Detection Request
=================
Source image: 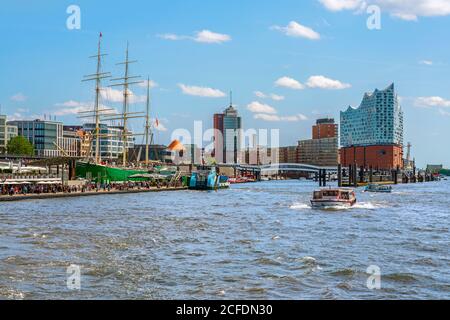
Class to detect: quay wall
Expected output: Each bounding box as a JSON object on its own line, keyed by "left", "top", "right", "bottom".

{"left": 0, "top": 187, "right": 188, "bottom": 203}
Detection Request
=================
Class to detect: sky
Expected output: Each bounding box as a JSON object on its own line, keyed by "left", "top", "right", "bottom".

{"left": 1, "top": 0, "right": 450, "bottom": 167}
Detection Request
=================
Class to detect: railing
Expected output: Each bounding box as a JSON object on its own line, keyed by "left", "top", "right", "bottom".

{"left": 0, "top": 174, "right": 59, "bottom": 181}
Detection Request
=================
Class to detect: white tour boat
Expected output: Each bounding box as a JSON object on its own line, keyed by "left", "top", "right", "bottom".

{"left": 311, "top": 188, "right": 357, "bottom": 209}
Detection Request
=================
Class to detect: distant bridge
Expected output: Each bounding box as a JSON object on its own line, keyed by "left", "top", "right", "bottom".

{"left": 259, "top": 163, "right": 337, "bottom": 174}
{"left": 219, "top": 163, "right": 338, "bottom": 174}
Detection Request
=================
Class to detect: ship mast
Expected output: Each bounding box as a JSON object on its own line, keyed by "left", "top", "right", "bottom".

{"left": 110, "top": 42, "right": 143, "bottom": 166}
{"left": 81, "top": 33, "right": 111, "bottom": 164}
{"left": 145, "top": 77, "right": 151, "bottom": 165}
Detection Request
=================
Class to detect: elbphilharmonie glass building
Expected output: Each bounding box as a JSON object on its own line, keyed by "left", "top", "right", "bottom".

{"left": 340, "top": 83, "right": 404, "bottom": 148}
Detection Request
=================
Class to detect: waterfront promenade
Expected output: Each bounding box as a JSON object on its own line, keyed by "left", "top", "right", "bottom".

{"left": 0, "top": 186, "right": 188, "bottom": 202}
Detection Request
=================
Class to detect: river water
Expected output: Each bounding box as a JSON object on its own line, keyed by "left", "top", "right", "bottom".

{"left": 0, "top": 180, "right": 449, "bottom": 300}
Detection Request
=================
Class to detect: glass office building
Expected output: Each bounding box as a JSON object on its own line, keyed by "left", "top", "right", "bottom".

{"left": 223, "top": 106, "right": 242, "bottom": 164}
{"left": 7, "top": 119, "right": 63, "bottom": 157}
{"left": 340, "top": 83, "right": 404, "bottom": 148}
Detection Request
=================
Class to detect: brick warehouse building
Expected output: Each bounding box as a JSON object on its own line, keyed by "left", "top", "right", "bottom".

{"left": 340, "top": 145, "right": 403, "bottom": 170}
{"left": 340, "top": 83, "right": 404, "bottom": 170}
{"left": 312, "top": 117, "right": 338, "bottom": 140}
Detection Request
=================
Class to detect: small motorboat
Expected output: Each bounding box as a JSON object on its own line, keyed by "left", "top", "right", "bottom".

{"left": 311, "top": 188, "right": 356, "bottom": 209}
{"left": 364, "top": 184, "right": 392, "bottom": 193}
{"left": 229, "top": 177, "right": 254, "bottom": 184}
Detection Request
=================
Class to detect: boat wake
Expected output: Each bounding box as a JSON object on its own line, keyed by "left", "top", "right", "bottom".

{"left": 290, "top": 202, "right": 311, "bottom": 210}
{"left": 353, "top": 202, "right": 384, "bottom": 210}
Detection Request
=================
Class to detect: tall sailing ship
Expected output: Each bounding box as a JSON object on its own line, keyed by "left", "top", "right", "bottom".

{"left": 75, "top": 34, "right": 155, "bottom": 183}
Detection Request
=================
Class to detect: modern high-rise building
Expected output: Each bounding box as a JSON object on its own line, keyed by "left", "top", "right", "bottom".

{"left": 213, "top": 104, "right": 242, "bottom": 164}
{"left": 213, "top": 113, "right": 224, "bottom": 160}
{"left": 341, "top": 83, "right": 403, "bottom": 147}
{"left": 340, "top": 83, "right": 404, "bottom": 170}
{"left": 0, "top": 115, "right": 18, "bottom": 153}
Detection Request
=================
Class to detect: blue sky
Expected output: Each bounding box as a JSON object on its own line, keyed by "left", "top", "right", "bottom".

{"left": 1, "top": 0, "right": 450, "bottom": 167}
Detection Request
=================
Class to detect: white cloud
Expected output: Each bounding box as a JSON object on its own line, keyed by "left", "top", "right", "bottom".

{"left": 254, "top": 91, "right": 285, "bottom": 101}
{"left": 392, "top": 12, "right": 419, "bottom": 21}
{"left": 415, "top": 96, "right": 450, "bottom": 108}
{"left": 178, "top": 84, "right": 226, "bottom": 98}
{"left": 271, "top": 21, "right": 321, "bottom": 40}
{"left": 54, "top": 101, "right": 92, "bottom": 115}
{"left": 158, "top": 30, "right": 231, "bottom": 44}
{"left": 53, "top": 101, "right": 117, "bottom": 116}
{"left": 247, "top": 101, "right": 277, "bottom": 114}
{"left": 194, "top": 30, "right": 231, "bottom": 44}
{"left": 10, "top": 93, "right": 27, "bottom": 102}
{"left": 270, "top": 94, "right": 285, "bottom": 101}
{"left": 101, "top": 87, "right": 146, "bottom": 104}
{"left": 419, "top": 60, "right": 433, "bottom": 66}
{"left": 16, "top": 107, "right": 29, "bottom": 113}
{"left": 158, "top": 33, "right": 186, "bottom": 41}
{"left": 8, "top": 112, "right": 40, "bottom": 121}
{"left": 275, "top": 77, "right": 305, "bottom": 90}
{"left": 254, "top": 113, "right": 308, "bottom": 122}
{"left": 254, "top": 91, "right": 267, "bottom": 99}
{"left": 319, "top": 0, "right": 363, "bottom": 11}
{"left": 138, "top": 79, "right": 159, "bottom": 89}
{"left": 319, "top": 0, "right": 450, "bottom": 21}
{"left": 306, "top": 75, "right": 351, "bottom": 89}
{"left": 254, "top": 114, "right": 284, "bottom": 122}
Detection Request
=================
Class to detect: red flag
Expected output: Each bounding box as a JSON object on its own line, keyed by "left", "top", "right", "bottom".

{"left": 99, "top": 32, "right": 103, "bottom": 38}
{"left": 155, "top": 118, "right": 159, "bottom": 127}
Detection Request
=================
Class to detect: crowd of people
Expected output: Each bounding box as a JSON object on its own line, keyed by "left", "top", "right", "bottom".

{"left": 0, "top": 179, "right": 182, "bottom": 197}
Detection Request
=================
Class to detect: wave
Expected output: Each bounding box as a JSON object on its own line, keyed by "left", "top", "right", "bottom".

{"left": 255, "top": 257, "right": 283, "bottom": 266}
{"left": 290, "top": 202, "right": 311, "bottom": 210}
{"left": 353, "top": 202, "right": 384, "bottom": 210}
{"left": 0, "top": 288, "right": 25, "bottom": 300}
{"left": 384, "top": 273, "right": 418, "bottom": 283}
{"left": 330, "top": 268, "right": 359, "bottom": 277}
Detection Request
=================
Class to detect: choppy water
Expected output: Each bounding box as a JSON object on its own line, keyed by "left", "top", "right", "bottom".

{"left": 0, "top": 180, "right": 449, "bottom": 300}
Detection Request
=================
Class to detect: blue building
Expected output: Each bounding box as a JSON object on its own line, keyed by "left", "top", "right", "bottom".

{"left": 340, "top": 83, "right": 404, "bottom": 148}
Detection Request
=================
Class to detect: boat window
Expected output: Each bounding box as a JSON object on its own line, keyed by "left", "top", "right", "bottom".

{"left": 313, "top": 191, "right": 322, "bottom": 199}
{"left": 323, "top": 191, "right": 338, "bottom": 197}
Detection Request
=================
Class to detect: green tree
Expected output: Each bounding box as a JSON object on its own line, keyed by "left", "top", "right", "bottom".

{"left": 7, "top": 136, "right": 34, "bottom": 156}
